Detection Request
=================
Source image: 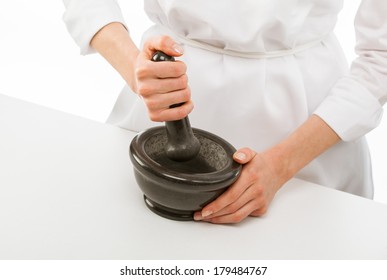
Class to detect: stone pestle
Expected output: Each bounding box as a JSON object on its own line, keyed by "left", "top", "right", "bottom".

{"left": 152, "top": 51, "right": 201, "bottom": 161}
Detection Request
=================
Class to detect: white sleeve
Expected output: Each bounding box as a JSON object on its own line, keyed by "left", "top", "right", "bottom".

{"left": 314, "top": 0, "right": 387, "bottom": 141}
{"left": 62, "top": 0, "right": 128, "bottom": 55}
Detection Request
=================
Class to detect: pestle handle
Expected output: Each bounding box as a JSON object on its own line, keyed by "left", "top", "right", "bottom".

{"left": 152, "top": 51, "right": 201, "bottom": 161}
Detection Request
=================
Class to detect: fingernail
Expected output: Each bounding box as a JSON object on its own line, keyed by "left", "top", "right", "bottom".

{"left": 172, "top": 43, "right": 184, "bottom": 55}
{"left": 193, "top": 212, "right": 202, "bottom": 221}
{"left": 234, "top": 152, "right": 246, "bottom": 161}
{"left": 202, "top": 210, "right": 213, "bottom": 218}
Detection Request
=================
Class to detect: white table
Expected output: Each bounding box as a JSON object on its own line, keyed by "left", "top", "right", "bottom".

{"left": 1, "top": 93, "right": 387, "bottom": 260}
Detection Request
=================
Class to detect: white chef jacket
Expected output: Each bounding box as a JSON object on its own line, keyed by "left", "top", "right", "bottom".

{"left": 63, "top": 0, "right": 387, "bottom": 198}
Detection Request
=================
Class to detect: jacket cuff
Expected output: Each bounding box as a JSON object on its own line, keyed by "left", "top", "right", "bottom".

{"left": 63, "top": 0, "right": 127, "bottom": 55}
{"left": 314, "top": 76, "right": 383, "bottom": 141}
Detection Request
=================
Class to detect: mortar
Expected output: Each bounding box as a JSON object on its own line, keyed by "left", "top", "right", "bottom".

{"left": 129, "top": 51, "right": 241, "bottom": 221}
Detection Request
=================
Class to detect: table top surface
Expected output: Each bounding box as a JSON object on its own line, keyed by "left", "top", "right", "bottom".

{"left": 1, "top": 93, "right": 387, "bottom": 260}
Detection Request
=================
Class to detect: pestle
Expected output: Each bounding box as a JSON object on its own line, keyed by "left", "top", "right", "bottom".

{"left": 152, "top": 51, "right": 201, "bottom": 161}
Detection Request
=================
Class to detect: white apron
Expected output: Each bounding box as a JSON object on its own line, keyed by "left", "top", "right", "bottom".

{"left": 107, "top": 0, "right": 373, "bottom": 198}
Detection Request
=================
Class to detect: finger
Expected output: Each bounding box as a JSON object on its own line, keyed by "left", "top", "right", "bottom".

{"left": 136, "top": 59, "right": 187, "bottom": 80}
{"left": 207, "top": 184, "right": 264, "bottom": 218}
{"left": 249, "top": 206, "right": 268, "bottom": 217}
{"left": 137, "top": 73, "right": 189, "bottom": 96}
{"left": 144, "top": 87, "right": 191, "bottom": 110}
{"left": 194, "top": 181, "right": 264, "bottom": 222}
{"left": 197, "top": 183, "right": 245, "bottom": 219}
{"left": 196, "top": 170, "right": 255, "bottom": 219}
{"left": 148, "top": 99, "right": 194, "bottom": 122}
{"left": 202, "top": 199, "right": 261, "bottom": 224}
{"left": 143, "top": 35, "right": 184, "bottom": 59}
{"left": 233, "top": 147, "right": 257, "bottom": 164}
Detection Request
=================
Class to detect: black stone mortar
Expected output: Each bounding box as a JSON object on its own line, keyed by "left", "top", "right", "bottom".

{"left": 129, "top": 51, "right": 241, "bottom": 221}
{"left": 129, "top": 126, "right": 242, "bottom": 221}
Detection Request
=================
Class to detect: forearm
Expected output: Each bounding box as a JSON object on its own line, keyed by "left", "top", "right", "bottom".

{"left": 263, "top": 114, "right": 341, "bottom": 185}
{"left": 90, "top": 22, "right": 140, "bottom": 91}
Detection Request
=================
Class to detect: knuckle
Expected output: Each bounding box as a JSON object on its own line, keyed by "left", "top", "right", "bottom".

{"left": 143, "top": 37, "right": 154, "bottom": 49}
{"left": 135, "top": 66, "right": 148, "bottom": 80}
{"left": 137, "top": 84, "right": 152, "bottom": 96}
{"left": 136, "top": 80, "right": 154, "bottom": 94}
{"left": 171, "top": 104, "right": 190, "bottom": 120}
{"left": 175, "top": 106, "right": 188, "bottom": 120}
{"left": 226, "top": 203, "right": 239, "bottom": 214}
{"left": 232, "top": 212, "right": 245, "bottom": 223}
{"left": 251, "top": 186, "right": 264, "bottom": 197}
{"left": 255, "top": 199, "right": 269, "bottom": 215}
{"left": 148, "top": 111, "right": 161, "bottom": 122}
{"left": 245, "top": 167, "right": 259, "bottom": 182}
{"left": 180, "top": 88, "right": 191, "bottom": 101}
{"left": 145, "top": 98, "right": 158, "bottom": 110}
{"left": 252, "top": 198, "right": 263, "bottom": 210}
{"left": 250, "top": 210, "right": 263, "bottom": 217}
{"left": 174, "top": 62, "right": 187, "bottom": 76}
{"left": 181, "top": 62, "right": 187, "bottom": 73}
{"left": 158, "top": 35, "right": 172, "bottom": 49}
{"left": 179, "top": 74, "right": 189, "bottom": 87}
{"left": 173, "top": 77, "right": 186, "bottom": 91}
{"left": 257, "top": 206, "right": 268, "bottom": 216}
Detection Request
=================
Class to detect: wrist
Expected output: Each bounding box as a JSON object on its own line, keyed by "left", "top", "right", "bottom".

{"left": 261, "top": 145, "right": 293, "bottom": 189}
{"left": 91, "top": 22, "right": 140, "bottom": 91}
{"left": 261, "top": 115, "right": 340, "bottom": 187}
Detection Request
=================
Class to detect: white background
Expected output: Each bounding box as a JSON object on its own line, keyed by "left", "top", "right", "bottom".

{"left": 1, "top": 0, "right": 386, "bottom": 205}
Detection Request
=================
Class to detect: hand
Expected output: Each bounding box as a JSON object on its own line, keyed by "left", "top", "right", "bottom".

{"left": 90, "top": 23, "right": 192, "bottom": 122}
{"left": 194, "top": 147, "right": 282, "bottom": 224}
{"left": 133, "top": 35, "right": 193, "bottom": 122}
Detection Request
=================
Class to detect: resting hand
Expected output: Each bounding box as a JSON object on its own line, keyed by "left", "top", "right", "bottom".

{"left": 194, "top": 147, "right": 282, "bottom": 224}
{"left": 133, "top": 36, "right": 193, "bottom": 122}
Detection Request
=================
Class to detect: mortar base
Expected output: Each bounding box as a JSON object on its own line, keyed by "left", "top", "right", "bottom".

{"left": 144, "top": 196, "right": 194, "bottom": 221}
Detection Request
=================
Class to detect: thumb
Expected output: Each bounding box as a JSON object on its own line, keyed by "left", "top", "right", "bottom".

{"left": 143, "top": 35, "right": 184, "bottom": 59}
{"left": 233, "top": 147, "right": 257, "bottom": 164}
